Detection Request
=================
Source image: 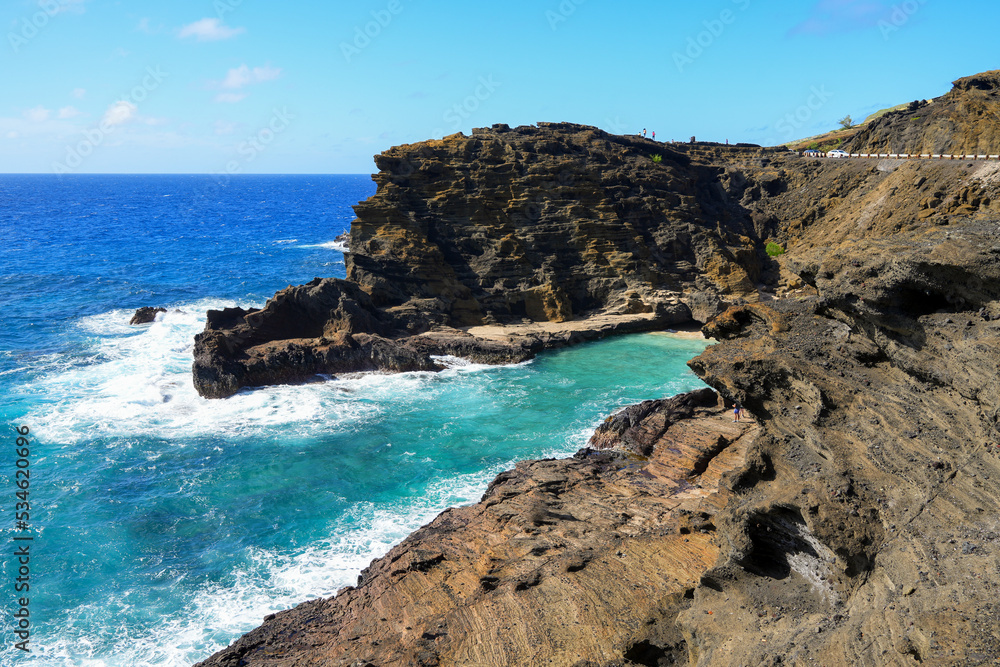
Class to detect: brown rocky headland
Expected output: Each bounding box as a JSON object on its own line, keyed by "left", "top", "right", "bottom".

{"left": 195, "top": 71, "right": 1000, "bottom": 665}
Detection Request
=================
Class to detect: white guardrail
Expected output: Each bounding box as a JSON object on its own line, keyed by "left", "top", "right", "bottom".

{"left": 804, "top": 152, "right": 1000, "bottom": 160}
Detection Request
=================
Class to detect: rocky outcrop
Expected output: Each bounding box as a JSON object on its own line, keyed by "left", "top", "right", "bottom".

{"left": 193, "top": 125, "right": 799, "bottom": 398}
{"left": 194, "top": 72, "right": 1000, "bottom": 666}
{"left": 194, "top": 389, "right": 758, "bottom": 667}
{"left": 681, "top": 219, "right": 1000, "bottom": 665}
{"left": 130, "top": 306, "right": 165, "bottom": 325}
{"left": 194, "top": 119, "right": 1000, "bottom": 398}
{"left": 846, "top": 70, "right": 1000, "bottom": 156}
{"left": 192, "top": 277, "right": 677, "bottom": 399}
{"left": 346, "top": 124, "right": 784, "bottom": 325}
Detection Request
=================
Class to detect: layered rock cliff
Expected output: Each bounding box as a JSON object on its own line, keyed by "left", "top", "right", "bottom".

{"left": 195, "top": 389, "right": 760, "bottom": 666}
{"left": 194, "top": 124, "right": 796, "bottom": 398}
{"left": 196, "top": 72, "right": 1000, "bottom": 666}
{"left": 846, "top": 70, "right": 1000, "bottom": 156}
{"left": 683, "top": 223, "right": 1000, "bottom": 663}
{"left": 192, "top": 116, "right": 1000, "bottom": 398}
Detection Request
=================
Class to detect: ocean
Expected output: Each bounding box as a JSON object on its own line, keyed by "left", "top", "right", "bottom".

{"left": 0, "top": 174, "right": 710, "bottom": 666}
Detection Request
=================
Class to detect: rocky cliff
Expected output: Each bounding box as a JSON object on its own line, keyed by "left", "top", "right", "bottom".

{"left": 193, "top": 122, "right": 1000, "bottom": 398}
{"left": 196, "top": 72, "right": 1000, "bottom": 665}
{"left": 194, "top": 124, "right": 798, "bottom": 398}
{"left": 194, "top": 389, "right": 760, "bottom": 666}
{"left": 846, "top": 70, "right": 1000, "bottom": 156}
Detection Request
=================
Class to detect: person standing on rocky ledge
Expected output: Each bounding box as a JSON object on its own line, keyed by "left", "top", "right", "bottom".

{"left": 734, "top": 402, "right": 743, "bottom": 422}
{"left": 642, "top": 128, "right": 646, "bottom": 138}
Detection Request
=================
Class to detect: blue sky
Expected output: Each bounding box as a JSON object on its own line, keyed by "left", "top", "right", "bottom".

{"left": 1, "top": 0, "right": 996, "bottom": 174}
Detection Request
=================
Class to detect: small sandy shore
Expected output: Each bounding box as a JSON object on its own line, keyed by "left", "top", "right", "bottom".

{"left": 458, "top": 312, "right": 679, "bottom": 344}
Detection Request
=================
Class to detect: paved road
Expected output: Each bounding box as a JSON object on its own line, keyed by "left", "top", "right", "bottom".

{"left": 804, "top": 151, "right": 1000, "bottom": 161}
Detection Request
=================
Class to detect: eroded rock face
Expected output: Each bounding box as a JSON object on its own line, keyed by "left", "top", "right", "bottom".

{"left": 347, "top": 123, "right": 784, "bottom": 325}
{"left": 194, "top": 390, "right": 758, "bottom": 667}
{"left": 191, "top": 76, "right": 1000, "bottom": 662}
{"left": 193, "top": 108, "right": 1000, "bottom": 398}
{"left": 192, "top": 125, "right": 805, "bottom": 398}
{"left": 683, "top": 221, "right": 1000, "bottom": 665}
{"left": 191, "top": 277, "right": 540, "bottom": 399}
{"left": 846, "top": 70, "right": 1000, "bottom": 156}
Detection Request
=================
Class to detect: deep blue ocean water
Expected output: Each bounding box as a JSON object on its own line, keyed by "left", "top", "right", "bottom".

{"left": 0, "top": 175, "right": 710, "bottom": 666}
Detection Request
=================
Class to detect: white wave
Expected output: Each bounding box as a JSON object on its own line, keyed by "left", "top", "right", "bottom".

{"left": 31, "top": 460, "right": 525, "bottom": 667}
{"left": 273, "top": 239, "right": 298, "bottom": 244}
{"left": 430, "top": 354, "right": 497, "bottom": 372}
{"left": 27, "top": 303, "right": 533, "bottom": 447}
{"left": 296, "top": 240, "right": 348, "bottom": 252}
{"left": 28, "top": 300, "right": 372, "bottom": 444}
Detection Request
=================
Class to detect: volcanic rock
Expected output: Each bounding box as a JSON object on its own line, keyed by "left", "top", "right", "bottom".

{"left": 129, "top": 306, "right": 166, "bottom": 325}
{"left": 193, "top": 71, "right": 1000, "bottom": 666}
{"left": 846, "top": 70, "right": 1000, "bottom": 156}
{"left": 682, "top": 221, "right": 1000, "bottom": 663}
{"left": 194, "top": 390, "right": 758, "bottom": 667}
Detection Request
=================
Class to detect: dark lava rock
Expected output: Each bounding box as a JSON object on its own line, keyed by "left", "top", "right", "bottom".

{"left": 129, "top": 307, "right": 166, "bottom": 325}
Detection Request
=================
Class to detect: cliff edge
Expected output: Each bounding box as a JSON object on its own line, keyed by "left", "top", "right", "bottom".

{"left": 846, "top": 70, "right": 1000, "bottom": 156}
{"left": 195, "top": 72, "right": 1000, "bottom": 665}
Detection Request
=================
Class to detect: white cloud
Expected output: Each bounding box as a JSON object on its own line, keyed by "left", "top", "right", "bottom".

{"left": 178, "top": 18, "right": 245, "bottom": 42}
{"left": 24, "top": 106, "right": 51, "bottom": 123}
{"left": 214, "top": 92, "right": 247, "bottom": 104}
{"left": 212, "top": 64, "right": 282, "bottom": 103}
{"left": 72, "top": 88, "right": 86, "bottom": 99}
{"left": 58, "top": 106, "right": 83, "bottom": 119}
{"left": 110, "top": 47, "right": 129, "bottom": 59}
{"left": 7, "top": 131, "right": 19, "bottom": 139}
{"left": 214, "top": 120, "right": 238, "bottom": 135}
{"left": 221, "top": 66, "right": 251, "bottom": 90}
{"left": 101, "top": 101, "right": 137, "bottom": 127}
{"left": 221, "top": 64, "right": 282, "bottom": 89}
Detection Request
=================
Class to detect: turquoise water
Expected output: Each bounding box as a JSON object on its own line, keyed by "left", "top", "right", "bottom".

{"left": 0, "top": 176, "right": 710, "bottom": 666}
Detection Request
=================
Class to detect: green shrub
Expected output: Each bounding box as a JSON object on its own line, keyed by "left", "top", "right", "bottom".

{"left": 766, "top": 242, "right": 785, "bottom": 257}
{"left": 651, "top": 154, "right": 663, "bottom": 163}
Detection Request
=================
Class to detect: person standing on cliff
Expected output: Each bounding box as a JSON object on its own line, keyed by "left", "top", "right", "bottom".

{"left": 642, "top": 128, "right": 647, "bottom": 138}
{"left": 652, "top": 130, "right": 656, "bottom": 141}
{"left": 734, "top": 402, "right": 743, "bottom": 422}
